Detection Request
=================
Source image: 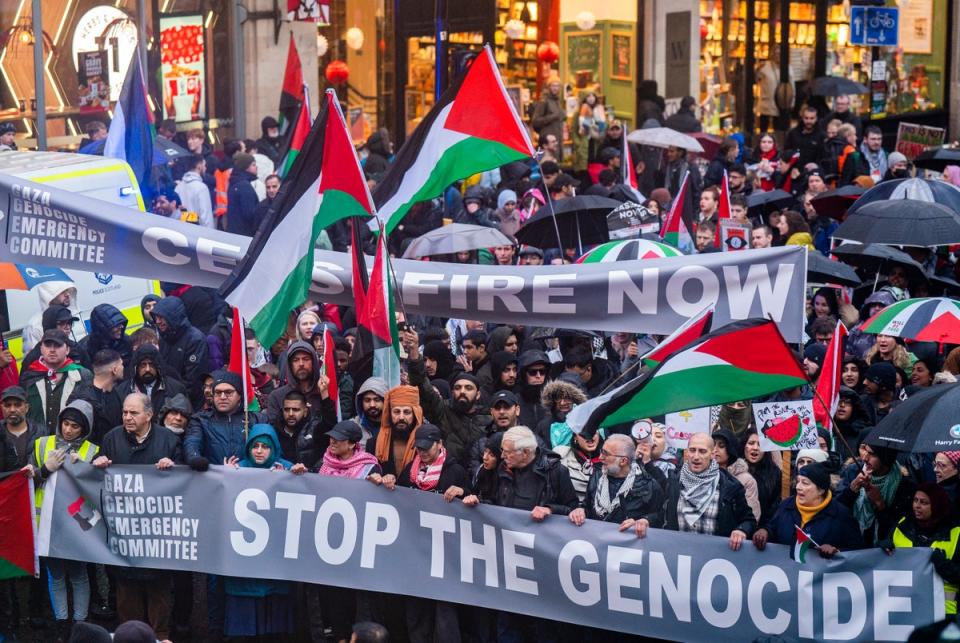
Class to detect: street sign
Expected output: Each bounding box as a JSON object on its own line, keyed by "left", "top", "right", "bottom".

{"left": 849, "top": 6, "right": 900, "bottom": 46}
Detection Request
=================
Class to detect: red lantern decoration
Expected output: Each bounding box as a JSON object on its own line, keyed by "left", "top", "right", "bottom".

{"left": 537, "top": 41, "right": 559, "bottom": 64}
{"left": 325, "top": 60, "right": 349, "bottom": 84}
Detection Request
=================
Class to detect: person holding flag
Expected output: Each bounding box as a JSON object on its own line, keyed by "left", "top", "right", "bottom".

{"left": 752, "top": 463, "right": 863, "bottom": 560}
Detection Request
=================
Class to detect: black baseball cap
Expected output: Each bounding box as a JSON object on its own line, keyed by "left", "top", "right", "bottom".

{"left": 41, "top": 329, "right": 68, "bottom": 345}
{"left": 414, "top": 423, "right": 443, "bottom": 449}
{"left": 490, "top": 390, "right": 519, "bottom": 408}
{"left": 551, "top": 174, "right": 580, "bottom": 190}
{"left": 326, "top": 420, "right": 362, "bottom": 443}
{"left": 1, "top": 385, "right": 27, "bottom": 401}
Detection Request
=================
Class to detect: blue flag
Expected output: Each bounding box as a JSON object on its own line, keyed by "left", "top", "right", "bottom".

{"left": 103, "top": 52, "right": 155, "bottom": 197}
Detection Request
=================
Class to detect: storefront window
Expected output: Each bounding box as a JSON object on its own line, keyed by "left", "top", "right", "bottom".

{"left": 404, "top": 32, "right": 484, "bottom": 135}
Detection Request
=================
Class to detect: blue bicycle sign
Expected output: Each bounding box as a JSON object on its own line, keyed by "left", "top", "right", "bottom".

{"left": 850, "top": 6, "right": 899, "bottom": 47}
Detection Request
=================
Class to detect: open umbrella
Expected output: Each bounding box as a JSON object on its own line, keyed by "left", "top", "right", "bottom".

{"left": 515, "top": 196, "right": 617, "bottom": 249}
{"left": 0, "top": 263, "right": 72, "bottom": 290}
{"left": 912, "top": 148, "right": 960, "bottom": 172}
{"left": 401, "top": 223, "right": 513, "bottom": 259}
{"left": 833, "top": 199, "right": 960, "bottom": 247}
{"left": 810, "top": 76, "right": 868, "bottom": 96}
{"left": 154, "top": 136, "right": 191, "bottom": 160}
{"left": 860, "top": 297, "right": 960, "bottom": 345}
{"left": 864, "top": 384, "right": 960, "bottom": 453}
{"left": 575, "top": 239, "right": 684, "bottom": 264}
{"left": 846, "top": 177, "right": 960, "bottom": 217}
{"left": 746, "top": 189, "right": 796, "bottom": 216}
{"left": 691, "top": 132, "right": 722, "bottom": 159}
{"left": 626, "top": 127, "right": 704, "bottom": 153}
{"left": 810, "top": 185, "right": 866, "bottom": 219}
{"left": 806, "top": 252, "right": 861, "bottom": 287}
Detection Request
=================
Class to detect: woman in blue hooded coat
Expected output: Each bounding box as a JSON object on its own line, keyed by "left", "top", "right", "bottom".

{"left": 222, "top": 424, "right": 296, "bottom": 638}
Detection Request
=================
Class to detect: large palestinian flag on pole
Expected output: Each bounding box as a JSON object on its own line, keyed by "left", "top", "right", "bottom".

{"left": 220, "top": 89, "right": 375, "bottom": 349}
{"left": 641, "top": 306, "right": 714, "bottom": 367}
{"left": 567, "top": 319, "right": 809, "bottom": 435}
{"left": 371, "top": 45, "right": 535, "bottom": 235}
{"left": 0, "top": 471, "right": 39, "bottom": 580}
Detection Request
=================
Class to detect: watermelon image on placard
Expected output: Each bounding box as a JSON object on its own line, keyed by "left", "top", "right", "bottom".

{"left": 762, "top": 414, "right": 803, "bottom": 447}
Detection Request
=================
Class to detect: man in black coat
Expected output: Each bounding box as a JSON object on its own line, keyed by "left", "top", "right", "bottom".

{"left": 116, "top": 343, "right": 186, "bottom": 417}
{"left": 664, "top": 96, "right": 703, "bottom": 133}
{"left": 67, "top": 349, "right": 125, "bottom": 444}
{"left": 76, "top": 304, "right": 132, "bottom": 371}
{"left": 225, "top": 153, "right": 261, "bottom": 236}
{"left": 785, "top": 105, "right": 826, "bottom": 167}
{"left": 150, "top": 296, "right": 210, "bottom": 409}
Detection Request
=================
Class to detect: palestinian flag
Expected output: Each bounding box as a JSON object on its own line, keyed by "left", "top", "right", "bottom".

{"left": 641, "top": 307, "right": 714, "bottom": 367}
{"left": 813, "top": 320, "right": 848, "bottom": 431}
{"left": 622, "top": 128, "right": 644, "bottom": 202}
{"left": 713, "top": 170, "right": 732, "bottom": 249}
{"left": 792, "top": 525, "right": 819, "bottom": 563}
{"left": 279, "top": 99, "right": 311, "bottom": 179}
{"left": 278, "top": 37, "right": 304, "bottom": 136}
{"left": 363, "top": 232, "right": 401, "bottom": 388}
{"left": 0, "top": 471, "right": 39, "bottom": 579}
{"left": 372, "top": 45, "right": 534, "bottom": 235}
{"left": 660, "top": 172, "right": 693, "bottom": 253}
{"left": 567, "top": 319, "right": 808, "bottom": 435}
{"left": 321, "top": 326, "right": 342, "bottom": 421}
{"left": 220, "top": 89, "right": 375, "bottom": 350}
{"left": 227, "top": 307, "right": 259, "bottom": 411}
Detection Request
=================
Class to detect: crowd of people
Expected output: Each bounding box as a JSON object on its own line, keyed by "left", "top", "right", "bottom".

{"left": 2, "top": 87, "right": 960, "bottom": 643}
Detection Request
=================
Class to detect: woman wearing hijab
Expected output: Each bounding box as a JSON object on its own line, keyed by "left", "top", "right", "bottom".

{"left": 753, "top": 462, "right": 863, "bottom": 557}
{"left": 740, "top": 429, "right": 783, "bottom": 527}
{"left": 839, "top": 443, "right": 916, "bottom": 546}
{"left": 883, "top": 483, "right": 960, "bottom": 616}
{"left": 713, "top": 400, "right": 754, "bottom": 436}
{"left": 841, "top": 356, "right": 866, "bottom": 392}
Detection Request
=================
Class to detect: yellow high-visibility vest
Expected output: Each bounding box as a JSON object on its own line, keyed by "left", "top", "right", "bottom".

{"left": 33, "top": 436, "right": 98, "bottom": 523}
{"left": 893, "top": 518, "right": 960, "bottom": 614}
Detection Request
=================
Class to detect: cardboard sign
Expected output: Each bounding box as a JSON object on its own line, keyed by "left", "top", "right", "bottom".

{"left": 753, "top": 400, "right": 819, "bottom": 451}
{"left": 895, "top": 122, "right": 946, "bottom": 160}
{"left": 720, "top": 221, "right": 751, "bottom": 252}
{"left": 606, "top": 201, "right": 660, "bottom": 239}
{"left": 664, "top": 406, "right": 718, "bottom": 449}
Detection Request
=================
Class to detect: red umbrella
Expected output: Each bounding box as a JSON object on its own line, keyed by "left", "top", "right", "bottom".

{"left": 690, "top": 132, "right": 722, "bottom": 159}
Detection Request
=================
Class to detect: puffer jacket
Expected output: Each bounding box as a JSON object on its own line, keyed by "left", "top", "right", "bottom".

{"left": 584, "top": 463, "right": 666, "bottom": 525}
{"left": 453, "top": 185, "right": 498, "bottom": 228}
{"left": 22, "top": 282, "right": 84, "bottom": 354}
{"left": 152, "top": 296, "right": 210, "bottom": 409}
{"left": 184, "top": 404, "right": 263, "bottom": 464}
{"left": 534, "top": 379, "right": 587, "bottom": 447}
{"left": 408, "top": 357, "right": 491, "bottom": 466}
{"left": 77, "top": 304, "right": 131, "bottom": 370}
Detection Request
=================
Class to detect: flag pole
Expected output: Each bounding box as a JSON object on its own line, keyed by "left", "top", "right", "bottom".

{"left": 533, "top": 154, "right": 567, "bottom": 256}
{"left": 377, "top": 219, "right": 410, "bottom": 325}
{"left": 236, "top": 308, "right": 250, "bottom": 442}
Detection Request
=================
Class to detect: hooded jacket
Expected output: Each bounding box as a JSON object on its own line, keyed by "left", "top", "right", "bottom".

{"left": 454, "top": 185, "right": 498, "bottom": 228}
{"left": 30, "top": 399, "right": 98, "bottom": 481}
{"left": 116, "top": 343, "right": 186, "bottom": 415}
{"left": 847, "top": 290, "right": 898, "bottom": 359}
{"left": 517, "top": 350, "right": 550, "bottom": 430}
{"left": 834, "top": 387, "right": 873, "bottom": 458}
{"left": 22, "top": 282, "right": 84, "bottom": 354}
{"left": 157, "top": 393, "right": 192, "bottom": 433}
{"left": 19, "top": 305, "right": 89, "bottom": 369}
{"left": 488, "top": 351, "right": 518, "bottom": 395}
{"left": 351, "top": 376, "right": 388, "bottom": 443}
{"left": 266, "top": 340, "right": 336, "bottom": 425}
{"left": 256, "top": 117, "right": 283, "bottom": 165}
{"left": 535, "top": 379, "right": 588, "bottom": 447}
{"left": 225, "top": 169, "right": 260, "bottom": 236}
{"left": 239, "top": 423, "right": 292, "bottom": 470}
{"left": 175, "top": 170, "right": 215, "bottom": 228}
{"left": 363, "top": 129, "right": 392, "bottom": 177}
{"left": 77, "top": 304, "right": 132, "bottom": 370}
{"left": 151, "top": 296, "right": 210, "bottom": 408}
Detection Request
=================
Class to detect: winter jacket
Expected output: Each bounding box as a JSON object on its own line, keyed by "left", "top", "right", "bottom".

{"left": 151, "top": 296, "right": 210, "bottom": 409}
{"left": 20, "top": 358, "right": 93, "bottom": 433}
{"left": 784, "top": 126, "right": 825, "bottom": 168}
{"left": 157, "top": 393, "right": 193, "bottom": 429}
{"left": 517, "top": 350, "right": 550, "bottom": 430}
{"left": 453, "top": 186, "right": 498, "bottom": 228}
{"left": 225, "top": 170, "right": 260, "bottom": 236}
{"left": 726, "top": 458, "right": 762, "bottom": 522}
{"left": 167, "top": 285, "right": 227, "bottom": 335}
{"left": 847, "top": 290, "right": 898, "bottom": 359}
{"left": 535, "top": 379, "right": 588, "bottom": 447}
{"left": 530, "top": 94, "right": 565, "bottom": 148}
{"left": 176, "top": 171, "right": 215, "bottom": 228}
{"left": 664, "top": 108, "right": 702, "bottom": 134}
{"left": 838, "top": 472, "right": 917, "bottom": 546}
{"left": 664, "top": 468, "right": 758, "bottom": 537}
{"left": 66, "top": 381, "right": 122, "bottom": 445}
{"left": 266, "top": 341, "right": 336, "bottom": 425}
{"left": 99, "top": 424, "right": 183, "bottom": 466}
{"left": 115, "top": 344, "right": 187, "bottom": 417}
{"left": 398, "top": 455, "right": 469, "bottom": 494}
{"left": 704, "top": 156, "right": 733, "bottom": 189}
{"left": 351, "top": 376, "right": 388, "bottom": 444}
{"left": 583, "top": 464, "right": 666, "bottom": 526}
{"left": 493, "top": 449, "right": 579, "bottom": 516}
{"left": 21, "top": 282, "right": 84, "bottom": 354}
{"left": 408, "top": 357, "right": 491, "bottom": 466}
{"left": 1, "top": 418, "right": 47, "bottom": 470}
{"left": 30, "top": 400, "right": 98, "bottom": 489}
{"left": 184, "top": 404, "right": 264, "bottom": 465}
{"left": 76, "top": 304, "right": 132, "bottom": 371}
{"left": 764, "top": 495, "right": 863, "bottom": 551}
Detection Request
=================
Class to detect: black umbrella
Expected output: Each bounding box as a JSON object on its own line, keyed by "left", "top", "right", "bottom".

{"left": 830, "top": 243, "right": 927, "bottom": 283}
{"left": 810, "top": 185, "right": 866, "bottom": 220}
{"left": 864, "top": 384, "right": 960, "bottom": 452}
{"left": 746, "top": 189, "right": 795, "bottom": 215}
{"left": 154, "top": 136, "right": 191, "bottom": 160}
{"left": 847, "top": 177, "right": 960, "bottom": 217}
{"left": 912, "top": 148, "right": 960, "bottom": 172}
{"left": 515, "top": 195, "right": 618, "bottom": 249}
{"left": 833, "top": 199, "right": 960, "bottom": 247}
{"left": 810, "top": 76, "right": 869, "bottom": 96}
{"left": 806, "top": 251, "right": 861, "bottom": 287}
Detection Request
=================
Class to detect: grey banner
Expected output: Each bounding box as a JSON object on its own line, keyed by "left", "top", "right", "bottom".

{"left": 0, "top": 174, "right": 806, "bottom": 340}
{"left": 40, "top": 462, "right": 939, "bottom": 642}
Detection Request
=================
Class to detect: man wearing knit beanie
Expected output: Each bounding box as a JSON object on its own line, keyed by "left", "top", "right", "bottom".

{"left": 226, "top": 151, "right": 260, "bottom": 236}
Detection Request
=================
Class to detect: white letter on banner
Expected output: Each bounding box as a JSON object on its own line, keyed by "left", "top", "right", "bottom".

{"left": 314, "top": 497, "right": 358, "bottom": 565}
{"left": 872, "top": 570, "right": 913, "bottom": 642}
{"left": 798, "top": 570, "right": 814, "bottom": 639}
{"left": 420, "top": 512, "right": 456, "bottom": 578}
{"left": 532, "top": 274, "right": 576, "bottom": 314}
{"left": 722, "top": 264, "right": 795, "bottom": 322}
{"left": 143, "top": 227, "right": 190, "bottom": 265}
{"left": 822, "top": 572, "right": 867, "bottom": 640}
{"left": 197, "top": 238, "right": 241, "bottom": 275}
{"left": 501, "top": 530, "right": 538, "bottom": 595}
{"left": 697, "top": 559, "right": 742, "bottom": 628}
{"left": 477, "top": 276, "right": 526, "bottom": 313}
{"left": 401, "top": 272, "right": 443, "bottom": 307}
{"left": 450, "top": 274, "right": 469, "bottom": 310}
{"left": 666, "top": 266, "right": 720, "bottom": 317}
{"left": 607, "top": 546, "right": 644, "bottom": 615}
{"left": 360, "top": 502, "right": 399, "bottom": 569}
{"left": 558, "top": 540, "right": 600, "bottom": 606}
{"left": 230, "top": 489, "right": 270, "bottom": 556}
{"left": 459, "top": 519, "right": 499, "bottom": 587}
{"left": 606, "top": 269, "right": 658, "bottom": 315}
{"left": 747, "top": 565, "right": 790, "bottom": 634}
{"left": 275, "top": 492, "right": 315, "bottom": 559}
{"left": 649, "top": 552, "right": 692, "bottom": 622}
{"left": 311, "top": 261, "right": 346, "bottom": 296}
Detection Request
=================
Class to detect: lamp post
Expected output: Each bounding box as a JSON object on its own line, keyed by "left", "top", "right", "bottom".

{"left": 31, "top": 0, "right": 46, "bottom": 150}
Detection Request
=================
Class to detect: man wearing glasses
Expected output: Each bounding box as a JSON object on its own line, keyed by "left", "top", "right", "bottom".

{"left": 184, "top": 370, "right": 262, "bottom": 473}
{"left": 516, "top": 350, "right": 550, "bottom": 430}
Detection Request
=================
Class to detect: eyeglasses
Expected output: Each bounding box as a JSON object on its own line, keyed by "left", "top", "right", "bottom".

{"left": 213, "top": 389, "right": 238, "bottom": 398}
{"left": 527, "top": 368, "right": 546, "bottom": 376}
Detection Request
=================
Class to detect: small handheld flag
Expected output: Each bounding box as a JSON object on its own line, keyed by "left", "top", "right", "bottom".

{"left": 792, "top": 525, "right": 820, "bottom": 563}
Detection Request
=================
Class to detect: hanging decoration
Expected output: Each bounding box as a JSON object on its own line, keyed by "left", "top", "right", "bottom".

{"left": 536, "top": 41, "right": 559, "bottom": 64}
{"left": 504, "top": 19, "right": 525, "bottom": 40}
{"left": 575, "top": 11, "right": 596, "bottom": 30}
{"left": 316, "top": 33, "right": 329, "bottom": 57}
{"left": 345, "top": 27, "right": 364, "bottom": 51}
{"left": 324, "top": 60, "right": 349, "bottom": 84}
